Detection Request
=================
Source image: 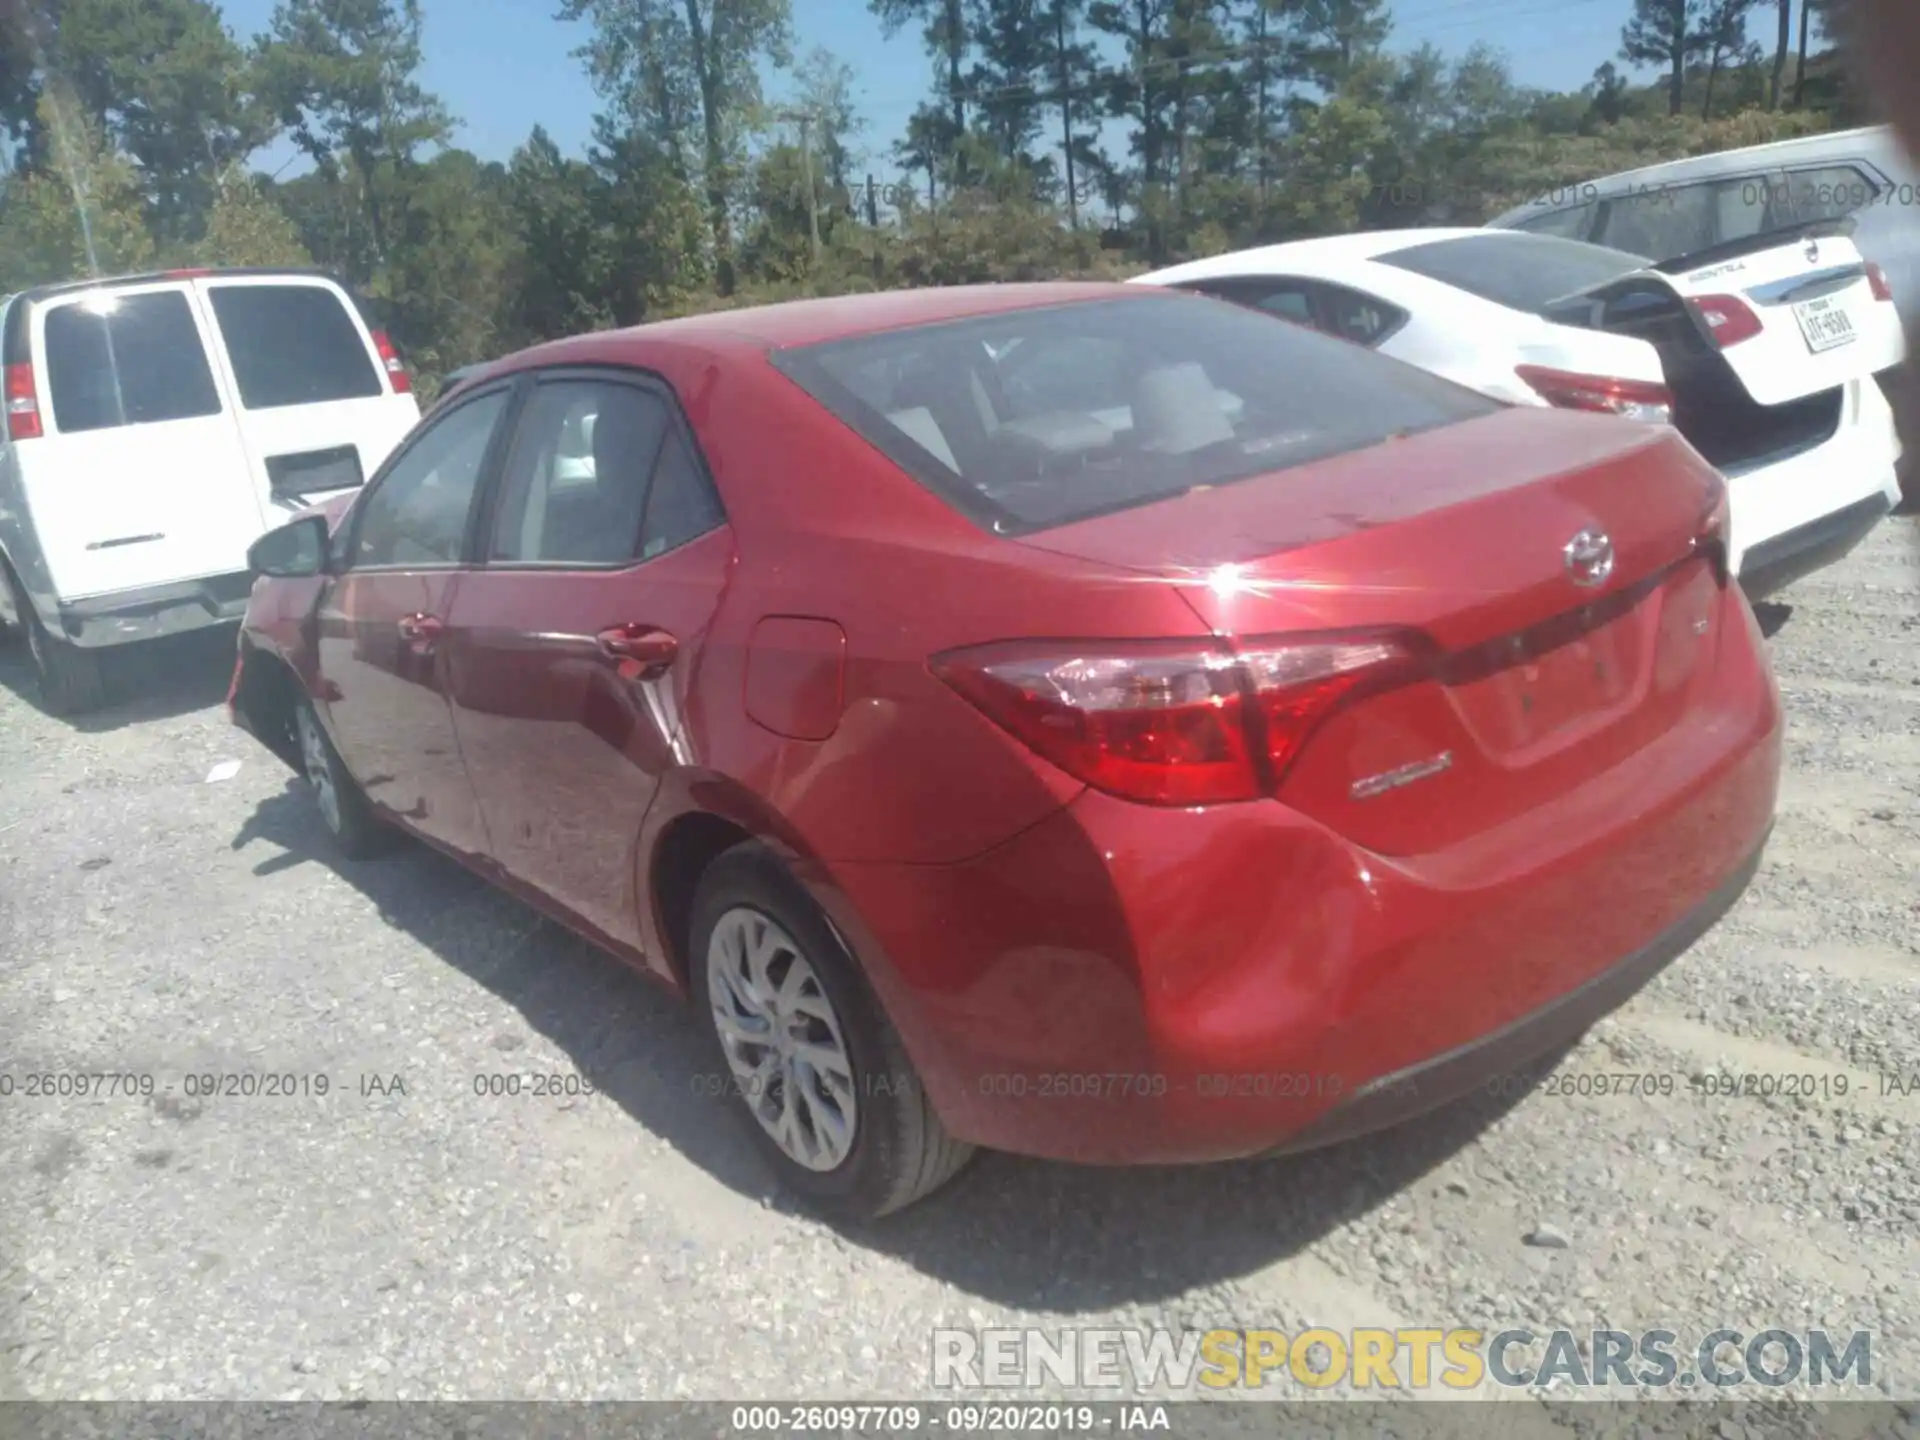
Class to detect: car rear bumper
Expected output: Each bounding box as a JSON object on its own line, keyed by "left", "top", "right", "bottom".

{"left": 1738, "top": 490, "right": 1891, "bottom": 603}
{"left": 822, "top": 581, "right": 1782, "bottom": 1165}
{"left": 1723, "top": 378, "right": 1899, "bottom": 584}
{"left": 1258, "top": 828, "right": 1765, "bottom": 1157}
{"left": 55, "top": 571, "right": 254, "bottom": 648}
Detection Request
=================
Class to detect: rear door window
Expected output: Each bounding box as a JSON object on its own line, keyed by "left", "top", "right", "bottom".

{"left": 771, "top": 294, "right": 1499, "bottom": 535}
{"left": 41, "top": 289, "right": 224, "bottom": 434}
{"left": 488, "top": 381, "right": 668, "bottom": 565}
{"left": 639, "top": 426, "right": 726, "bottom": 558}
{"left": 206, "top": 283, "right": 384, "bottom": 410}
{"left": 1773, "top": 165, "right": 1882, "bottom": 224}
{"left": 1589, "top": 176, "right": 1780, "bottom": 260}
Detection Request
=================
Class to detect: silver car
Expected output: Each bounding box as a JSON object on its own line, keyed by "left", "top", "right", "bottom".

{"left": 1487, "top": 125, "right": 1920, "bottom": 329}
{"left": 1488, "top": 125, "right": 1919, "bottom": 498}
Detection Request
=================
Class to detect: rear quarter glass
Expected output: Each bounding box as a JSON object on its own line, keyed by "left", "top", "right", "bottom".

{"left": 768, "top": 294, "right": 1502, "bottom": 536}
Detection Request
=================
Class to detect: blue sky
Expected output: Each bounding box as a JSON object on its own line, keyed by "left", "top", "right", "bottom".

{"left": 216, "top": 0, "right": 1784, "bottom": 181}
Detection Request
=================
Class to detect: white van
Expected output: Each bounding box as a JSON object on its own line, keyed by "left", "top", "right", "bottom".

{"left": 0, "top": 268, "right": 422, "bottom": 712}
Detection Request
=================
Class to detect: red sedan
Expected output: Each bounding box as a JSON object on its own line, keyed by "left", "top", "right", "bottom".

{"left": 230, "top": 282, "right": 1782, "bottom": 1220}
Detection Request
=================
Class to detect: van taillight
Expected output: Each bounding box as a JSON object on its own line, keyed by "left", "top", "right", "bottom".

{"left": 371, "top": 330, "right": 412, "bottom": 394}
{"left": 1867, "top": 263, "right": 1895, "bottom": 303}
{"left": 4, "top": 362, "right": 42, "bottom": 441}
{"left": 932, "top": 632, "right": 1430, "bottom": 806}
{"left": 1515, "top": 365, "right": 1674, "bottom": 424}
{"left": 1686, "top": 294, "right": 1764, "bottom": 348}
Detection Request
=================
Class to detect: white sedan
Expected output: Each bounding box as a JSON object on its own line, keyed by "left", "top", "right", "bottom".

{"left": 1134, "top": 226, "right": 1905, "bottom": 598}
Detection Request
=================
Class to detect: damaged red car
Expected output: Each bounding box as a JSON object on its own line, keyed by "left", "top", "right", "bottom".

{"left": 230, "top": 283, "right": 1781, "bottom": 1220}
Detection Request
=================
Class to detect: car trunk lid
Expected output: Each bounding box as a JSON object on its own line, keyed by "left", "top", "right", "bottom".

{"left": 1014, "top": 406, "right": 1730, "bottom": 854}
{"left": 1556, "top": 224, "right": 1904, "bottom": 409}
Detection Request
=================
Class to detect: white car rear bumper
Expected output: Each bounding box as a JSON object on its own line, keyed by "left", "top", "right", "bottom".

{"left": 1722, "top": 377, "right": 1900, "bottom": 598}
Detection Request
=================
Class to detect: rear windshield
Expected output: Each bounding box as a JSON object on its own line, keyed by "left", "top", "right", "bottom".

{"left": 1377, "top": 233, "right": 1646, "bottom": 314}
{"left": 769, "top": 294, "right": 1500, "bottom": 534}
{"left": 207, "top": 284, "right": 384, "bottom": 409}
{"left": 42, "top": 290, "right": 223, "bottom": 434}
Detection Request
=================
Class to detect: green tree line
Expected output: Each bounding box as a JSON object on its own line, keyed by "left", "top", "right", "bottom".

{"left": 0, "top": 0, "right": 1877, "bottom": 396}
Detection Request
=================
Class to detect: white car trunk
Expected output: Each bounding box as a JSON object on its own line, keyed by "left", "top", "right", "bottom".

{"left": 1544, "top": 227, "right": 1903, "bottom": 413}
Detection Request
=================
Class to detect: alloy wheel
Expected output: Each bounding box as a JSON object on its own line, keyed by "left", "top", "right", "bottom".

{"left": 706, "top": 906, "right": 859, "bottom": 1172}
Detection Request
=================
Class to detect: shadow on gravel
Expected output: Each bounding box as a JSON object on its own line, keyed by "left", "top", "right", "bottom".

{"left": 0, "top": 626, "right": 236, "bottom": 732}
{"left": 1752, "top": 601, "right": 1794, "bottom": 639}
{"left": 233, "top": 777, "right": 1547, "bottom": 1312}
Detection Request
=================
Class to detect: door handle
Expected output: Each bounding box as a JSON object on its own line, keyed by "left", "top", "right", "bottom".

{"left": 596, "top": 624, "right": 678, "bottom": 678}
{"left": 398, "top": 612, "right": 443, "bottom": 645}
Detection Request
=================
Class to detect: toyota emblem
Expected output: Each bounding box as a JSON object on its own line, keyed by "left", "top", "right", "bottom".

{"left": 1804, "top": 236, "right": 1821, "bottom": 264}
{"left": 1564, "top": 528, "right": 1615, "bottom": 588}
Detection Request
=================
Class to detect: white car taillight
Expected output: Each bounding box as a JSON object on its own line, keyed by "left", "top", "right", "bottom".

{"left": 1685, "top": 293, "right": 1765, "bottom": 348}
{"left": 1515, "top": 365, "right": 1675, "bottom": 425}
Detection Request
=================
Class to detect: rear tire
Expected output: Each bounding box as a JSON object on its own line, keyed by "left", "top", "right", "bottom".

{"left": 7, "top": 568, "right": 108, "bottom": 716}
{"left": 294, "top": 694, "right": 393, "bottom": 860}
{"left": 689, "top": 842, "right": 975, "bottom": 1222}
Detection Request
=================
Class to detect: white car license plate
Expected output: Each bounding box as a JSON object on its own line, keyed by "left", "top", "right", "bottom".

{"left": 1794, "top": 295, "right": 1857, "bottom": 353}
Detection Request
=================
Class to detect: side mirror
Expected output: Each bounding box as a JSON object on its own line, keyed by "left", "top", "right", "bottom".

{"left": 248, "top": 515, "right": 330, "bottom": 578}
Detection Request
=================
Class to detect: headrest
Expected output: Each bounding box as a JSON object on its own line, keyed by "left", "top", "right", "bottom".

{"left": 1133, "top": 362, "right": 1234, "bottom": 454}
{"left": 592, "top": 396, "right": 653, "bottom": 484}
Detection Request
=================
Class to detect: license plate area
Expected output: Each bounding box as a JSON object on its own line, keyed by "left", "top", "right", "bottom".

{"left": 1446, "top": 628, "right": 1640, "bottom": 755}
{"left": 1793, "top": 295, "right": 1857, "bottom": 354}
{"left": 1437, "top": 575, "right": 1672, "bottom": 759}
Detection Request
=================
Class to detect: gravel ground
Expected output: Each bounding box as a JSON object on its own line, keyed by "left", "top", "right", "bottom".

{"left": 1, "top": 517, "right": 1917, "bottom": 1429}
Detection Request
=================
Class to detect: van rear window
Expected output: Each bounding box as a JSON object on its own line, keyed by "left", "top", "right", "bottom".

{"left": 42, "top": 291, "right": 224, "bottom": 434}
{"left": 207, "top": 284, "right": 384, "bottom": 409}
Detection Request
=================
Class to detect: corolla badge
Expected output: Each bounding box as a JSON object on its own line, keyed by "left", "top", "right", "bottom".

{"left": 1564, "top": 528, "right": 1615, "bottom": 588}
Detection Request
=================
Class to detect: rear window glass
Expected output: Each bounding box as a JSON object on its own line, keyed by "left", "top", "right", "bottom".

{"left": 1378, "top": 234, "right": 1645, "bottom": 314}
{"left": 207, "top": 284, "right": 384, "bottom": 409}
{"left": 42, "top": 290, "right": 223, "bottom": 434}
{"left": 771, "top": 295, "right": 1499, "bottom": 535}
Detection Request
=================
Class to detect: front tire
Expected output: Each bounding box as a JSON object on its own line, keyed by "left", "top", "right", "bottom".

{"left": 294, "top": 696, "right": 392, "bottom": 860}
{"left": 689, "top": 843, "right": 975, "bottom": 1222}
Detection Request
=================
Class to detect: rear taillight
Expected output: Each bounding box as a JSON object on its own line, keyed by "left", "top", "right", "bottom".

{"left": 1515, "top": 365, "right": 1674, "bottom": 424}
{"left": 932, "top": 632, "right": 1430, "bottom": 806}
{"left": 1692, "top": 472, "right": 1732, "bottom": 585}
{"left": 225, "top": 648, "right": 246, "bottom": 719}
{"left": 1686, "top": 293, "right": 1764, "bottom": 348}
{"left": 3, "top": 362, "right": 42, "bottom": 441}
{"left": 1866, "top": 262, "right": 1895, "bottom": 303}
{"left": 371, "top": 329, "right": 412, "bottom": 394}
